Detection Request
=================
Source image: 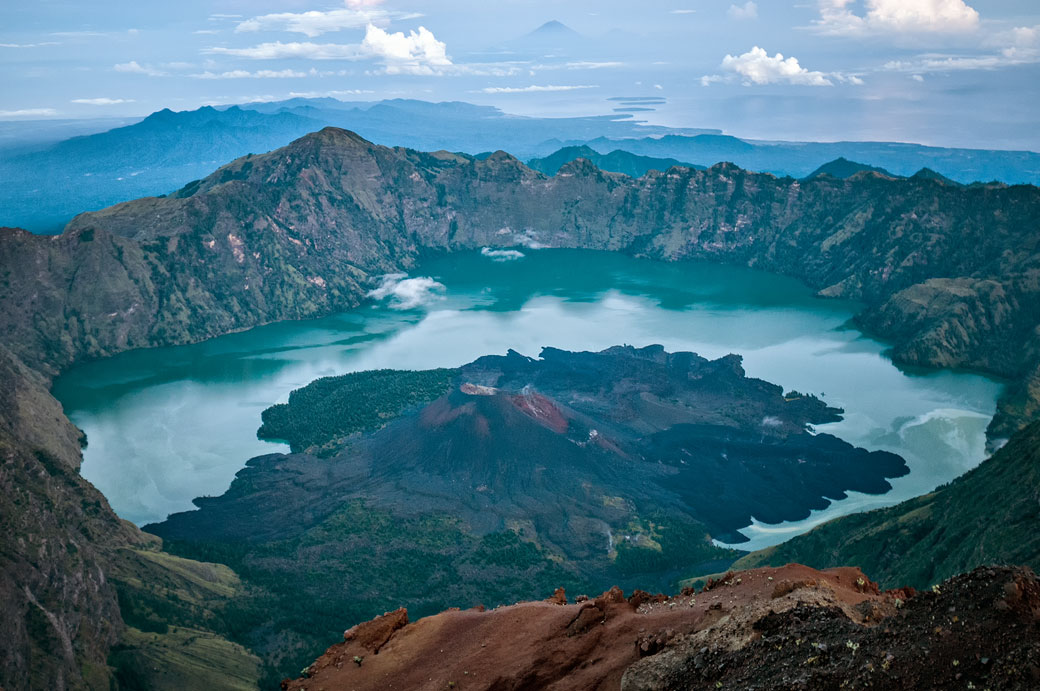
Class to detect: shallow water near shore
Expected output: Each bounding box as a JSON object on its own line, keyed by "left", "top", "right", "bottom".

{"left": 53, "top": 249, "right": 1002, "bottom": 547}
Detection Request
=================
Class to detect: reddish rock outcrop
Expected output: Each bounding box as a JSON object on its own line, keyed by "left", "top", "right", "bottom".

{"left": 282, "top": 564, "right": 886, "bottom": 691}
{"left": 284, "top": 564, "right": 1040, "bottom": 691}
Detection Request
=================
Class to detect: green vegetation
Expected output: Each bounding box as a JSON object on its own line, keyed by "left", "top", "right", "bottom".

{"left": 105, "top": 539, "right": 261, "bottom": 688}
{"left": 613, "top": 515, "right": 740, "bottom": 576}
{"left": 258, "top": 368, "right": 458, "bottom": 456}
{"left": 109, "top": 626, "right": 260, "bottom": 691}
{"left": 734, "top": 421, "right": 1040, "bottom": 589}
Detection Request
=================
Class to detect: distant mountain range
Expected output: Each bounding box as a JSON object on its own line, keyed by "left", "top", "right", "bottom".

{"left": 526, "top": 145, "right": 702, "bottom": 177}
{"left": 567, "top": 134, "right": 1040, "bottom": 185}
{"left": 0, "top": 99, "right": 711, "bottom": 233}
{"left": 2, "top": 98, "right": 1039, "bottom": 233}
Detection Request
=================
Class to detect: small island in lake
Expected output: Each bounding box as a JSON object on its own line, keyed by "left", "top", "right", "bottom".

{"left": 147, "top": 346, "right": 907, "bottom": 666}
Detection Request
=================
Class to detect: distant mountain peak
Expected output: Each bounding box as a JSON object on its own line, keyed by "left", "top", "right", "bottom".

{"left": 806, "top": 157, "right": 896, "bottom": 180}
{"left": 529, "top": 20, "right": 580, "bottom": 36}
{"left": 912, "top": 167, "right": 961, "bottom": 186}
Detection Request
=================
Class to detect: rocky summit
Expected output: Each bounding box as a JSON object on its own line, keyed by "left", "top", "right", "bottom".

{"left": 282, "top": 564, "right": 1040, "bottom": 691}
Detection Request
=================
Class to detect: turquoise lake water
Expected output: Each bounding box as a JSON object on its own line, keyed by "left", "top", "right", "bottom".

{"left": 53, "top": 249, "right": 1002, "bottom": 549}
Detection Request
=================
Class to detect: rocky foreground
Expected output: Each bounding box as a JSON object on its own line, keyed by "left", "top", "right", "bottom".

{"left": 285, "top": 564, "right": 1040, "bottom": 691}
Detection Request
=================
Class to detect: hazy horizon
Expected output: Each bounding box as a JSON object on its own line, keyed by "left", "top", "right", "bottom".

{"left": 3, "top": 1, "right": 1040, "bottom": 151}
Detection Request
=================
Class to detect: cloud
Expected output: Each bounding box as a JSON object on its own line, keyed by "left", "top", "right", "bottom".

{"left": 207, "top": 24, "right": 451, "bottom": 74}
{"left": 481, "top": 247, "right": 525, "bottom": 261}
{"left": 710, "top": 47, "right": 836, "bottom": 86}
{"left": 235, "top": 3, "right": 421, "bottom": 38}
{"left": 1000, "top": 24, "right": 1040, "bottom": 60}
{"left": 284, "top": 89, "right": 375, "bottom": 98}
{"left": 367, "top": 274, "right": 446, "bottom": 310}
{"left": 206, "top": 41, "right": 363, "bottom": 60}
{"left": 0, "top": 41, "right": 60, "bottom": 48}
{"left": 670, "top": 9, "right": 695, "bottom": 14}
{"left": 728, "top": 2, "right": 758, "bottom": 20}
{"left": 70, "top": 97, "right": 135, "bottom": 105}
{"left": 882, "top": 27, "right": 1040, "bottom": 73}
{"left": 0, "top": 108, "right": 58, "bottom": 118}
{"left": 361, "top": 24, "right": 450, "bottom": 74}
{"left": 114, "top": 60, "right": 167, "bottom": 76}
{"left": 49, "top": 31, "right": 107, "bottom": 37}
{"left": 564, "top": 61, "right": 624, "bottom": 69}
{"left": 477, "top": 84, "right": 597, "bottom": 93}
{"left": 190, "top": 69, "right": 310, "bottom": 79}
{"left": 814, "top": 0, "right": 979, "bottom": 35}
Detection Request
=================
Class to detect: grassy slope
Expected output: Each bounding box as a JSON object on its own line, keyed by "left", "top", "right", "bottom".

{"left": 735, "top": 421, "right": 1040, "bottom": 589}
{"left": 110, "top": 627, "right": 259, "bottom": 691}
{"left": 107, "top": 538, "right": 261, "bottom": 690}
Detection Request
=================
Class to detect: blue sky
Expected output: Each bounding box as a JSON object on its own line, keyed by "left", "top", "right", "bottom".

{"left": 2, "top": 0, "right": 1039, "bottom": 149}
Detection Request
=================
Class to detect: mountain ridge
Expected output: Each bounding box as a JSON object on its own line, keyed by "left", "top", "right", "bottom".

{"left": 4, "top": 99, "right": 1040, "bottom": 234}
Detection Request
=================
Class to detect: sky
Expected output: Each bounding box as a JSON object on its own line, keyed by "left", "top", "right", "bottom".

{"left": 2, "top": 0, "right": 1039, "bottom": 149}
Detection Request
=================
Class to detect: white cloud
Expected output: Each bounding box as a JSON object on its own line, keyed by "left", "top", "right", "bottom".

{"left": 883, "top": 27, "right": 1040, "bottom": 74}
{"left": 285, "top": 89, "right": 375, "bottom": 98}
{"left": 670, "top": 9, "right": 695, "bottom": 14}
{"left": 49, "top": 31, "right": 107, "bottom": 37}
{"left": 190, "top": 69, "right": 309, "bottom": 79}
{"left": 717, "top": 46, "right": 835, "bottom": 86}
{"left": 481, "top": 247, "right": 525, "bottom": 261}
{"left": 814, "top": 0, "right": 979, "bottom": 35}
{"left": 865, "top": 19, "right": 1040, "bottom": 79}
{"left": 206, "top": 24, "right": 451, "bottom": 74}
{"left": 114, "top": 60, "right": 167, "bottom": 76}
{"left": 885, "top": 53, "right": 1036, "bottom": 72}
{"left": 999, "top": 24, "right": 1040, "bottom": 61}
{"left": 477, "top": 84, "right": 597, "bottom": 94}
{"left": 0, "top": 108, "right": 58, "bottom": 118}
{"left": 235, "top": 3, "right": 420, "bottom": 38}
{"left": 728, "top": 2, "right": 758, "bottom": 20}
{"left": 206, "top": 41, "right": 364, "bottom": 60}
{"left": 70, "top": 97, "right": 135, "bottom": 105}
{"left": 361, "top": 24, "right": 450, "bottom": 74}
{"left": 367, "top": 274, "right": 445, "bottom": 310}
{"left": 565, "top": 61, "right": 623, "bottom": 69}
{"left": 0, "top": 41, "right": 60, "bottom": 48}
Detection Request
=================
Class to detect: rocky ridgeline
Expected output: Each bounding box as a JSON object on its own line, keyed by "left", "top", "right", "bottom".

{"left": 283, "top": 564, "right": 1040, "bottom": 691}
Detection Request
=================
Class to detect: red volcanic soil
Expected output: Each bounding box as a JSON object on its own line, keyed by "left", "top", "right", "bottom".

{"left": 283, "top": 565, "right": 884, "bottom": 691}
{"left": 285, "top": 564, "right": 1040, "bottom": 691}
{"left": 510, "top": 390, "right": 569, "bottom": 434}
